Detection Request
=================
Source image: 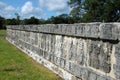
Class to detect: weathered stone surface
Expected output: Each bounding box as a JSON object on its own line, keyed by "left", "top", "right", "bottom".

{"left": 77, "top": 39, "right": 84, "bottom": 65}
{"left": 71, "top": 63, "right": 88, "bottom": 80}
{"left": 68, "top": 38, "right": 77, "bottom": 61}
{"left": 114, "top": 43, "right": 120, "bottom": 79}
{"left": 6, "top": 23, "right": 120, "bottom": 80}
{"left": 87, "top": 40, "right": 111, "bottom": 73}
{"left": 75, "top": 23, "right": 86, "bottom": 37}
{"left": 88, "top": 72, "right": 97, "bottom": 80}
{"left": 99, "top": 23, "right": 118, "bottom": 40}
{"left": 97, "top": 75, "right": 107, "bottom": 80}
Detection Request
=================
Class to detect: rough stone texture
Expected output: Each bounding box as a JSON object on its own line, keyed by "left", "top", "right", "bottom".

{"left": 114, "top": 43, "right": 120, "bottom": 79}
{"left": 6, "top": 23, "right": 120, "bottom": 80}
{"left": 87, "top": 40, "right": 112, "bottom": 73}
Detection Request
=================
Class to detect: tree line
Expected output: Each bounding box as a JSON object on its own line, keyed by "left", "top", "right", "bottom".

{"left": 0, "top": 0, "right": 120, "bottom": 29}
{"left": 0, "top": 14, "right": 81, "bottom": 29}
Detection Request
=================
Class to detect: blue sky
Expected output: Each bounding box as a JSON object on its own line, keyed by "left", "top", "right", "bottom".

{"left": 0, "top": 0, "right": 69, "bottom": 19}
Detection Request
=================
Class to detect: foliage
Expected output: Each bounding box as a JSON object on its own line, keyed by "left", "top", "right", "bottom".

{"left": 1, "top": 0, "right": 120, "bottom": 26}
{"left": 46, "top": 14, "right": 81, "bottom": 24}
{"left": 0, "top": 30, "right": 63, "bottom": 80}
{"left": 5, "top": 18, "right": 20, "bottom": 25}
{"left": 0, "top": 16, "right": 5, "bottom": 29}
{"left": 23, "top": 16, "right": 39, "bottom": 25}
{"left": 15, "top": 13, "right": 20, "bottom": 25}
{"left": 68, "top": 0, "right": 120, "bottom": 22}
{"left": 68, "top": 0, "right": 83, "bottom": 17}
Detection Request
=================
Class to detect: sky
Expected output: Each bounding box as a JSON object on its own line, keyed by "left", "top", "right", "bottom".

{"left": 0, "top": 0, "right": 69, "bottom": 19}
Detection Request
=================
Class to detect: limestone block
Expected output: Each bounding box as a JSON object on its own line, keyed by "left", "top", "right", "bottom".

{"left": 113, "top": 64, "right": 120, "bottom": 79}
{"left": 51, "top": 35, "right": 56, "bottom": 54}
{"left": 88, "top": 40, "right": 111, "bottom": 73}
{"left": 32, "top": 25, "right": 38, "bottom": 32}
{"left": 59, "top": 36, "right": 67, "bottom": 59}
{"left": 77, "top": 39, "right": 84, "bottom": 65}
{"left": 54, "top": 24, "right": 62, "bottom": 34}
{"left": 65, "top": 24, "right": 75, "bottom": 36}
{"left": 60, "top": 58, "right": 66, "bottom": 68}
{"left": 49, "top": 24, "right": 55, "bottom": 33}
{"left": 38, "top": 33, "right": 42, "bottom": 48}
{"left": 88, "top": 72, "right": 97, "bottom": 80}
{"left": 97, "top": 76, "right": 107, "bottom": 80}
{"left": 55, "top": 35, "right": 62, "bottom": 57}
{"left": 49, "top": 54, "right": 53, "bottom": 62}
{"left": 114, "top": 43, "right": 120, "bottom": 79}
{"left": 99, "top": 23, "right": 119, "bottom": 40}
{"left": 72, "top": 63, "right": 88, "bottom": 80}
{"left": 44, "top": 25, "right": 49, "bottom": 32}
{"left": 24, "top": 25, "right": 30, "bottom": 31}
{"left": 44, "top": 51, "right": 49, "bottom": 60}
{"left": 39, "top": 49, "right": 44, "bottom": 56}
{"left": 68, "top": 37, "right": 77, "bottom": 61}
{"left": 112, "top": 23, "right": 120, "bottom": 40}
{"left": 48, "top": 35, "right": 52, "bottom": 52}
{"left": 38, "top": 25, "right": 43, "bottom": 32}
{"left": 75, "top": 23, "right": 86, "bottom": 37}
{"left": 55, "top": 57, "right": 60, "bottom": 66}
{"left": 61, "top": 24, "right": 67, "bottom": 34}
{"left": 90, "top": 23, "right": 100, "bottom": 38}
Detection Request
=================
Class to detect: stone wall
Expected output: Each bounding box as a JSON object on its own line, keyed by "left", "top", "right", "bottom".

{"left": 6, "top": 23, "right": 120, "bottom": 80}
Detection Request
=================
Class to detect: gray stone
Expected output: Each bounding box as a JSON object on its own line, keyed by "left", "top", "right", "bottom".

{"left": 61, "top": 24, "right": 67, "bottom": 34}
{"left": 75, "top": 24, "right": 86, "bottom": 37}
{"left": 77, "top": 39, "right": 84, "bottom": 65}
{"left": 113, "top": 64, "right": 120, "bottom": 79}
{"left": 97, "top": 75, "right": 107, "bottom": 80}
{"left": 88, "top": 72, "right": 97, "bottom": 80}
{"left": 72, "top": 64, "right": 88, "bottom": 80}
{"left": 99, "top": 23, "right": 117, "bottom": 40}
{"left": 54, "top": 24, "right": 62, "bottom": 34}
{"left": 68, "top": 39, "right": 77, "bottom": 61}
{"left": 88, "top": 41, "right": 111, "bottom": 73}
{"left": 60, "top": 58, "right": 66, "bottom": 68}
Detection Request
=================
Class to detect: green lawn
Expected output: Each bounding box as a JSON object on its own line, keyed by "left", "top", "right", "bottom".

{"left": 0, "top": 30, "right": 62, "bottom": 80}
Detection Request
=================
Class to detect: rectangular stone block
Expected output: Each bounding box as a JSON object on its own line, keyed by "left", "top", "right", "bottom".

{"left": 87, "top": 40, "right": 111, "bottom": 73}
{"left": 75, "top": 24, "right": 86, "bottom": 37}
{"left": 77, "top": 39, "right": 84, "bottom": 65}
{"left": 114, "top": 43, "right": 120, "bottom": 79}
{"left": 68, "top": 37, "right": 77, "bottom": 61}
{"left": 61, "top": 24, "right": 67, "bottom": 34}
{"left": 54, "top": 24, "right": 62, "bottom": 34}
{"left": 60, "top": 58, "right": 66, "bottom": 68}
{"left": 99, "top": 23, "right": 119, "bottom": 40}
{"left": 65, "top": 24, "right": 75, "bottom": 36}
{"left": 71, "top": 63, "right": 88, "bottom": 80}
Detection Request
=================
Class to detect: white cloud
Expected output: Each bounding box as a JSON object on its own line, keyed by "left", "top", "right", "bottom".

{"left": 39, "top": 0, "right": 44, "bottom": 7}
{"left": 4, "top": 6, "right": 16, "bottom": 11}
{"left": 39, "top": 0, "right": 68, "bottom": 11}
{"left": 21, "top": 1, "right": 33, "bottom": 14}
{"left": 0, "top": 1, "right": 16, "bottom": 18}
{"left": 0, "top": 2, "right": 6, "bottom": 8}
{"left": 21, "top": 1, "right": 43, "bottom": 19}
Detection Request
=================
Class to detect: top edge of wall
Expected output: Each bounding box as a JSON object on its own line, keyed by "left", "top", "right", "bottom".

{"left": 6, "top": 23, "right": 120, "bottom": 41}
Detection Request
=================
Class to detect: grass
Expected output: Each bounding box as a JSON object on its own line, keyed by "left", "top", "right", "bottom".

{"left": 0, "top": 30, "right": 62, "bottom": 80}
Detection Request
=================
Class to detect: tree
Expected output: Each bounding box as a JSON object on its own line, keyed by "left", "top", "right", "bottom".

{"left": 15, "top": 13, "right": 20, "bottom": 24}
{"left": 46, "top": 14, "right": 80, "bottom": 24}
{"left": 0, "top": 16, "right": 5, "bottom": 29}
{"left": 5, "top": 18, "right": 18, "bottom": 25}
{"left": 68, "top": 0, "right": 120, "bottom": 22}
{"left": 68, "top": 0, "right": 83, "bottom": 17}
{"left": 23, "top": 16, "right": 39, "bottom": 24}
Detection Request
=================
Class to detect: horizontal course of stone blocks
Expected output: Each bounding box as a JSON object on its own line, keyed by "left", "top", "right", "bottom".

{"left": 6, "top": 23, "right": 120, "bottom": 80}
